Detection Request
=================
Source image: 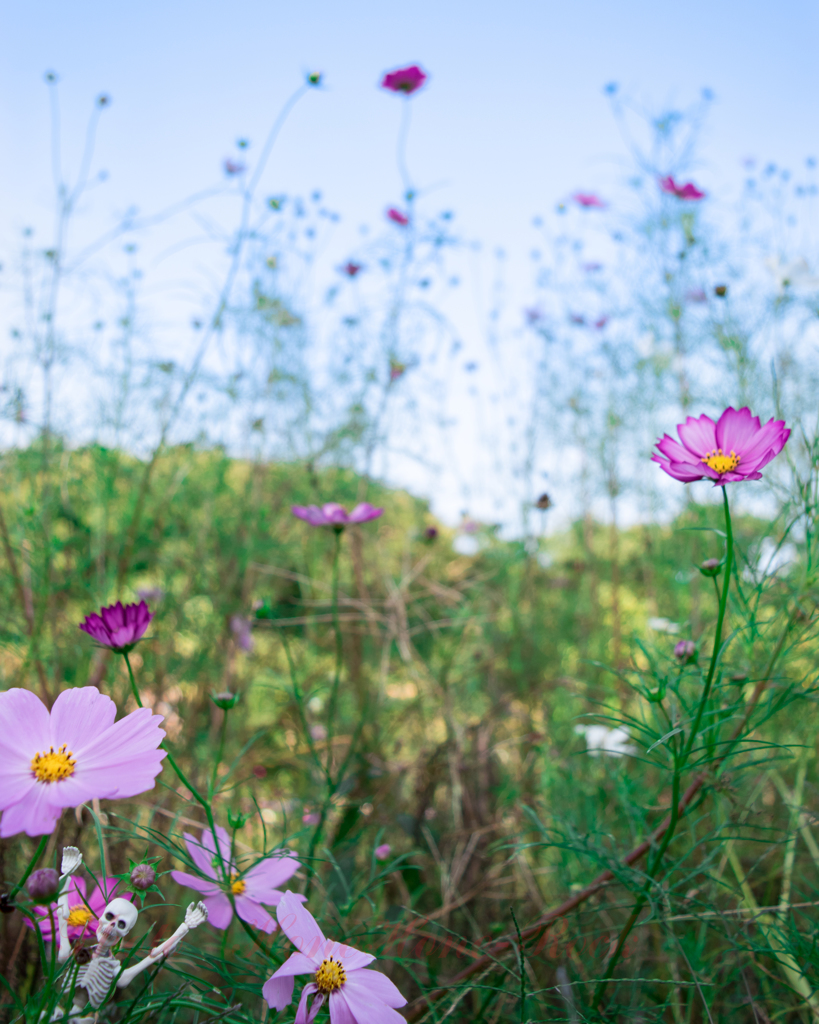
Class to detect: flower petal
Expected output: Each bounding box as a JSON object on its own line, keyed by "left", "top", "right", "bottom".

{"left": 235, "top": 895, "right": 277, "bottom": 933}
{"left": 171, "top": 871, "right": 221, "bottom": 898}
{"left": 345, "top": 968, "right": 407, "bottom": 1007}
{"left": 201, "top": 825, "right": 234, "bottom": 868}
{"left": 183, "top": 832, "right": 219, "bottom": 878}
{"left": 49, "top": 687, "right": 117, "bottom": 750}
{"left": 277, "top": 891, "right": 327, "bottom": 963}
{"left": 677, "top": 414, "right": 717, "bottom": 456}
{"left": 263, "top": 973, "right": 295, "bottom": 1011}
{"left": 0, "top": 787, "right": 61, "bottom": 837}
{"left": 292, "top": 505, "right": 327, "bottom": 526}
{"left": 243, "top": 850, "right": 301, "bottom": 901}
{"left": 347, "top": 504, "right": 384, "bottom": 524}
{"left": 715, "top": 406, "right": 761, "bottom": 454}
{"left": 202, "top": 893, "right": 234, "bottom": 929}
{"left": 332, "top": 981, "right": 408, "bottom": 1024}
{"left": 0, "top": 688, "right": 51, "bottom": 760}
{"left": 321, "top": 503, "right": 348, "bottom": 524}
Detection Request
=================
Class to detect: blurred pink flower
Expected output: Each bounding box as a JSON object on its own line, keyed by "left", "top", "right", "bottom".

{"left": 171, "top": 825, "right": 303, "bottom": 933}
{"left": 340, "top": 261, "right": 363, "bottom": 277}
{"left": 685, "top": 288, "right": 708, "bottom": 303}
{"left": 26, "top": 876, "right": 130, "bottom": 942}
{"left": 525, "top": 307, "right": 544, "bottom": 325}
{"left": 594, "top": 315, "right": 609, "bottom": 329}
{"left": 292, "top": 503, "right": 384, "bottom": 528}
{"left": 659, "top": 175, "right": 706, "bottom": 200}
{"left": 0, "top": 687, "right": 165, "bottom": 837}
{"left": 572, "top": 192, "right": 607, "bottom": 209}
{"left": 303, "top": 812, "right": 320, "bottom": 826}
{"left": 79, "top": 600, "right": 153, "bottom": 652}
{"left": 570, "top": 314, "right": 586, "bottom": 325}
{"left": 653, "top": 406, "right": 790, "bottom": 485}
{"left": 381, "top": 64, "right": 427, "bottom": 95}
{"left": 224, "top": 159, "right": 246, "bottom": 176}
{"left": 374, "top": 844, "right": 391, "bottom": 861}
{"left": 386, "top": 207, "right": 410, "bottom": 226}
{"left": 389, "top": 359, "right": 406, "bottom": 382}
{"left": 230, "top": 615, "right": 254, "bottom": 653}
{"left": 262, "top": 891, "right": 407, "bottom": 1020}
{"left": 583, "top": 262, "right": 603, "bottom": 272}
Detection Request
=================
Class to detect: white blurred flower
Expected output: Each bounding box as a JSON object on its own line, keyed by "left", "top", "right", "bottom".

{"left": 647, "top": 617, "right": 680, "bottom": 634}
{"left": 575, "top": 724, "right": 636, "bottom": 757}
{"left": 766, "top": 256, "right": 819, "bottom": 294}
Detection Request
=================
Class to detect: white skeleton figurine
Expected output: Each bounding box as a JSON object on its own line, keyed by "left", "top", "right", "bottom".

{"left": 53, "top": 847, "right": 207, "bottom": 1023}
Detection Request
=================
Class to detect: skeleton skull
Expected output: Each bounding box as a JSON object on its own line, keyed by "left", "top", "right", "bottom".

{"left": 96, "top": 898, "right": 138, "bottom": 945}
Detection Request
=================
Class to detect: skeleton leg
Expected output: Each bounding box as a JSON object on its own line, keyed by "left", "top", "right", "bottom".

{"left": 116, "top": 902, "right": 208, "bottom": 989}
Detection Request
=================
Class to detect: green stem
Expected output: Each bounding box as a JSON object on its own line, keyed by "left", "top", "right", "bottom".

{"left": 592, "top": 486, "right": 734, "bottom": 1012}
{"left": 123, "top": 649, "right": 141, "bottom": 707}
{"left": 210, "top": 708, "right": 230, "bottom": 798}
{"left": 325, "top": 529, "right": 344, "bottom": 771}
{"left": 10, "top": 835, "right": 49, "bottom": 898}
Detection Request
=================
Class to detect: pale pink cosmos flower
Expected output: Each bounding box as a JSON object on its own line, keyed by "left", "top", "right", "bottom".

{"left": 26, "top": 876, "right": 130, "bottom": 943}
{"left": 291, "top": 503, "right": 384, "bottom": 528}
{"left": 659, "top": 175, "right": 706, "bottom": 200}
{"left": 374, "top": 844, "right": 391, "bottom": 861}
{"left": 386, "top": 207, "right": 410, "bottom": 226}
{"left": 652, "top": 406, "right": 790, "bottom": 486}
{"left": 303, "top": 812, "right": 320, "bottom": 826}
{"left": 380, "top": 64, "right": 427, "bottom": 95}
{"left": 263, "top": 891, "right": 407, "bottom": 1022}
{"left": 171, "top": 825, "right": 303, "bottom": 933}
{"left": 572, "top": 192, "right": 607, "bottom": 209}
{"left": 340, "top": 261, "right": 363, "bottom": 277}
{"left": 0, "top": 687, "right": 166, "bottom": 838}
{"left": 79, "top": 600, "right": 153, "bottom": 652}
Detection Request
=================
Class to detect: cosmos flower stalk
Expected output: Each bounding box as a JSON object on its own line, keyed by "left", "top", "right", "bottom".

{"left": 652, "top": 406, "right": 789, "bottom": 486}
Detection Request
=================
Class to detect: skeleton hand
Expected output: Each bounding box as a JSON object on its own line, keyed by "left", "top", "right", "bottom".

{"left": 185, "top": 902, "right": 208, "bottom": 930}
{"left": 60, "top": 846, "right": 82, "bottom": 876}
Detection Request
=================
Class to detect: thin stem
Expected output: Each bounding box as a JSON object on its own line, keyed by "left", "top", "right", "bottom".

{"left": 123, "top": 649, "right": 141, "bottom": 706}
{"left": 592, "top": 486, "right": 734, "bottom": 1011}
{"left": 210, "top": 708, "right": 230, "bottom": 798}
{"left": 9, "top": 835, "right": 49, "bottom": 898}
{"left": 325, "top": 529, "right": 344, "bottom": 769}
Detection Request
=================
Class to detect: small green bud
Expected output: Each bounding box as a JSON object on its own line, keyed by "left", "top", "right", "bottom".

{"left": 306, "top": 71, "right": 322, "bottom": 86}
{"left": 699, "top": 558, "right": 721, "bottom": 577}
{"left": 227, "top": 809, "right": 249, "bottom": 830}
{"left": 211, "top": 691, "right": 240, "bottom": 711}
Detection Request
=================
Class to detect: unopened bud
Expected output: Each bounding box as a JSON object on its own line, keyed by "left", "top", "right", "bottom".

{"left": 307, "top": 71, "right": 323, "bottom": 86}
{"left": 211, "top": 691, "right": 240, "bottom": 711}
{"left": 227, "top": 809, "right": 249, "bottom": 830}
{"left": 699, "top": 558, "right": 721, "bottom": 577}
{"left": 129, "top": 864, "right": 156, "bottom": 891}
{"left": 27, "top": 868, "right": 60, "bottom": 902}
{"left": 674, "top": 639, "right": 697, "bottom": 663}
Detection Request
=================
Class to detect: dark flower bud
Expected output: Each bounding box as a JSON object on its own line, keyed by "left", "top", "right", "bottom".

{"left": 211, "top": 691, "right": 240, "bottom": 711}
{"left": 699, "top": 558, "right": 721, "bottom": 577}
{"left": 714, "top": 284, "right": 727, "bottom": 297}
{"left": 27, "top": 868, "right": 60, "bottom": 902}
{"left": 129, "top": 864, "right": 156, "bottom": 891}
{"left": 674, "top": 639, "right": 697, "bottom": 663}
{"left": 423, "top": 527, "right": 438, "bottom": 541}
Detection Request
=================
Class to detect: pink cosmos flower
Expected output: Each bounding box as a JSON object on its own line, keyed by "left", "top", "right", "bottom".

{"left": 79, "top": 600, "right": 153, "bottom": 652}
{"left": 381, "top": 64, "right": 427, "bottom": 95}
{"left": 26, "top": 876, "right": 130, "bottom": 943}
{"left": 302, "top": 812, "right": 320, "bottom": 826}
{"left": 0, "top": 687, "right": 165, "bottom": 838}
{"left": 224, "top": 159, "right": 246, "bottom": 176}
{"left": 652, "top": 406, "right": 790, "bottom": 486}
{"left": 291, "top": 503, "right": 384, "bottom": 528}
{"left": 171, "top": 825, "right": 303, "bottom": 933}
{"left": 263, "top": 891, "right": 407, "bottom": 1022}
{"left": 386, "top": 207, "right": 410, "bottom": 226}
{"left": 374, "top": 844, "right": 391, "bottom": 861}
{"left": 572, "top": 192, "right": 607, "bottom": 209}
{"left": 659, "top": 175, "right": 706, "bottom": 200}
{"left": 340, "top": 261, "right": 363, "bottom": 277}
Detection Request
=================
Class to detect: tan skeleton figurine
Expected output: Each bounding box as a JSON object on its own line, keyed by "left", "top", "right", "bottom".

{"left": 53, "top": 846, "right": 207, "bottom": 1023}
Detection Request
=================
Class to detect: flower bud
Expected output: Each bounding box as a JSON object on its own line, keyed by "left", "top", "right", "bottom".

{"left": 27, "top": 868, "right": 60, "bottom": 902}
{"left": 307, "top": 71, "right": 323, "bottom": 86}
{"left": 211, "top": 691, "right": 240, "bottom": 711}
{"left": 375, "top": 844, "right": 391, "bottom": 861}
{"left": 130, "top": 863, "right": 156, "bottom": 891}
{"left": 699, "top": 558, "right": 721, "bottom": 577}
{"left": 423, "top": 527, "right": 438, "bottom": 541}
{"left": 227, "top": 809, "right": 250, "bottom": 830}
{"left": 674, "top": 640, "right": 697, "bottom": 663}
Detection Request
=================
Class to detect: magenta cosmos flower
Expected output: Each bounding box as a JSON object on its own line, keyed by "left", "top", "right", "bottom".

{"left": 263, "top": 891, "right": 407, "bottom": 1022}
{"left": 380, "top": 64, "right": 427, "bottom": 95}
{"left": 386, "top": 207, "right": 409, "bottom": 226}
{"left": 659, "top": 175, "right": 706, "bottom": 200}
{"left": 652, "top": 406, "right": 790, "bottom": 486}
{"left": 26, "top": 876, "right": 130, "bottom": 943}
{"left": 0, "top": 687, "right": 166, "bottom": 838}
{"left": 171, "top": 825, "right": 304, "bottom": 933}
{"left": 292, "top": 503, "right": 384, "bottom": 529}
{"left": 572, "top": 192, "right": 607, "bottom": 209}
{"left": 79, "top": 600, "right": 153, "bottom": 652}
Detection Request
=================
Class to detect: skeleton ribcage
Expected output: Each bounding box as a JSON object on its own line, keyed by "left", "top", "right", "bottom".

{"left": 77, "top": 955, "right": 120, "bottom": 1008}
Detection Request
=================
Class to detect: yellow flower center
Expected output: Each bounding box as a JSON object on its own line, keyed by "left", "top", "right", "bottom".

{"left": 31, "top": 745, "right": 76, "bottom": 783}
{"left": 230, "top": 872, "right": 246, "bottom": 896}
{"left": 701, "top": 448, "right": 740, "bottom": 475}
{"left": 315, "top": 957, "right": 346, "bottom": 995}
{"left": 66, "top": 906, "right": 93, "bottom": 928}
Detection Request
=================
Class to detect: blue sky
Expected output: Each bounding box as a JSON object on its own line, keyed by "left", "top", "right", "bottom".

{"left": 1, "top": 0, "right": 817, "bottom": 526}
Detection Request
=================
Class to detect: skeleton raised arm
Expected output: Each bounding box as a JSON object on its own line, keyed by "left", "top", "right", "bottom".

{"left": 56, "top": 846, "right": 83, "bottom": 965}
{"left": 116, "top": 901, "right": 208, "bottom": 988}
